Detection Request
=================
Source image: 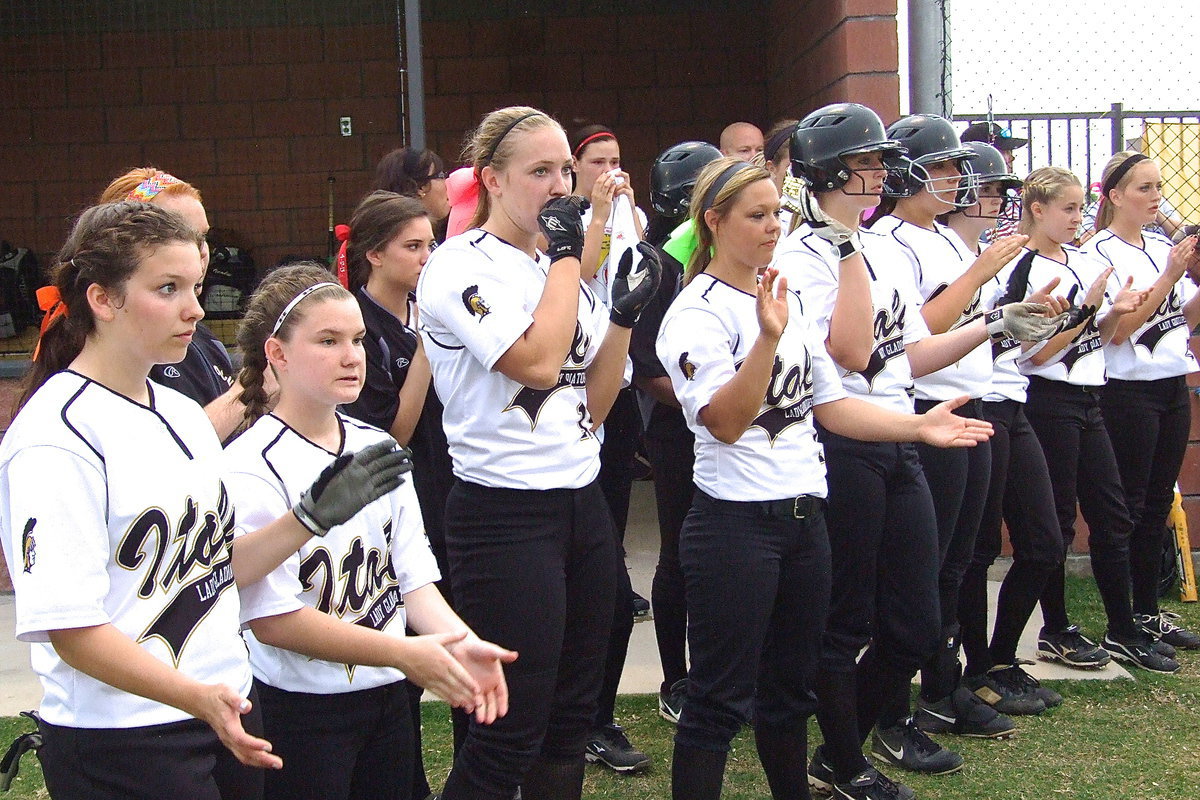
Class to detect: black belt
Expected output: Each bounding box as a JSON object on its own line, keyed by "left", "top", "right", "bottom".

{"left": 697, "top": 490, "right": 824, "bottom": 519}
{"left": 1027, "top": 375, "right": 1101, "bottom": 396}
{"left": 914, "top": 397, "right": 984, "bottom": 417}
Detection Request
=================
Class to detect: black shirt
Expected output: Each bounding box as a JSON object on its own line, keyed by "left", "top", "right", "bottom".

{"left": 343, "top": 286, "right": 454, "bottom": 550}
{"left": 149, "top": 323, "right": 235, "bottom": 406}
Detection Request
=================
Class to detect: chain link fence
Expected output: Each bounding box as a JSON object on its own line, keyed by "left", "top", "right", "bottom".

{"left": 954, "top": 106, "right": 1200, "bottom": 232}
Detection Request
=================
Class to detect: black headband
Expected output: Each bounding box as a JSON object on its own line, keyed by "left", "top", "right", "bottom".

{"left": 700, "top": 163, "right": 749, "bottom": 213}
{"left": 763, "top": 124, "right": 798, "bottom": 163}
{"left": 483, "top": 112, "right": 541, "bottom": 166}
{"left": 1102, "top": 153, "right": 1150, "bottom": 197}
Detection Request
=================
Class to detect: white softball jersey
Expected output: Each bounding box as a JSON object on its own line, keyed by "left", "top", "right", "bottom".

{"left": 416, "top": 230, "right": 608, "bottom": 490}
{"left": 580, "top": 200, "right": 648, "bottom": 306}
{"left": 1015, "top": 246, "right": 1111, "bottom": 386}
{"left": 774, "top": 224, "right": 930, "bottom": 413}
{"left": 0, "top": 371, "right": 251, "bottom": 728}
{"left": 981, "top": 259, "right": 1029, "bottom": 403}
{"left": 223, "top": 412, "right": 439, "bottom": 695}
{"left": 870, "top": 216, "right": 993, "bottom": 401}
{"left": 657, "top": 273, "right": 846, "bottom": 501}
{"left": 1081, "top": 229, "right": 1197, "bottom": 380}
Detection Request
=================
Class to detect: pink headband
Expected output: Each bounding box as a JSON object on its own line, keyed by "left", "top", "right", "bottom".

{"left": 126, "top": 172, "right": 183, "bottom": 202}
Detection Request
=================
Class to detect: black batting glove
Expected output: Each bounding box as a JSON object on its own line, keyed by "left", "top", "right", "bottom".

{"left": 538, "top": 195, "right": 589, "bottom": 264}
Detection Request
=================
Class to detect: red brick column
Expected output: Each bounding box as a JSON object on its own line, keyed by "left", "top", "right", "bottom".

{"left": 766, "top": 0, "right": 900, "bottom": 123}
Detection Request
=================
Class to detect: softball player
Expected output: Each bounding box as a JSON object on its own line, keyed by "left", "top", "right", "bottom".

{"left": 1082, "top": 151, "right": 1200, "bottom": 651}
{"left": 867, "top": 116, "right": 1033, "bottom": 756}
{"left": 1012, "top": 167, "right": 1176, "bottom": 672}
{"left": 97, "top": 168, "right": 246, "bottom": 441}
{"left": 660, "top": 157, "right": 991, "bottom": 800}
{"left": 224, "top": 264, "right": 514, "bottom": 800}
{"left": 774, "top": 104, "right": 1060, "bottom": 798}
{"left": 948, "top": 144, "right": 1066, "bottom": 716}
{"left": 0, "top": 203, "right": 410, "bottom": 800}
{"left": 567, "top": 123, "right": 651, "bottom": 772}
{"left": 630, "top": 140, "right": 723, "bottom": 727}
{"left": 337, "top": 190, "right": 465, "bottom": 797}
{"left": 415, "top": 106, "right": 660, "bottom": 800}
{"left": 373, "top": 147, "right": 451, "bottom": 229}
{"left": 571, "top": 124, "right": 648, "bottom": 301}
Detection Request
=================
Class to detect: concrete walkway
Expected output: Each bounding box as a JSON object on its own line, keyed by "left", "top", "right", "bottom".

{"left": 0, "top": 481, "right": 1129, "bottom": 717}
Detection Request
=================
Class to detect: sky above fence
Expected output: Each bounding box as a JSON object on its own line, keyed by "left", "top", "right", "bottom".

{"left": 950, "top": 0, "right": 1200, "bottom": 115}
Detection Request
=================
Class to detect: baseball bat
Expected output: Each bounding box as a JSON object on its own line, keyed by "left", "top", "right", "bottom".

{"left": 1170, "top": 488, "right": 1197, "bottom": 602}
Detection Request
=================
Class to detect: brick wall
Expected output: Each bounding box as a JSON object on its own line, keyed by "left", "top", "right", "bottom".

{"left": 766, "top": 0, "right": 901, "bottom": 124}
{"left": 420, "top": 8, "right": 768, "bottom": 215}
{"left": 1, "top": 24, "right": 401, "bottom": 271}
{"left": 1, "top": 5, "right": 772, "bottom": 273}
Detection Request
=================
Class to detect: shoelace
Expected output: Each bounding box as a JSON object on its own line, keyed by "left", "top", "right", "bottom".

{"left": 1059, "top": 626, "right": 1099, "bottom": 650}
{"left": 1010, "top": 659, "right": 1044, "bottom": 690}
{"left": 1157, "top": 611, "right": 1186, "bottom": 634}
{"left": 903, "top": 719, "right": 940, "bottom": 756}
{"left": 873, "top": 769, "right": 905, "bottom": 799}
{"left": 988, "top": 665, "right": 1033, "bottom": 694}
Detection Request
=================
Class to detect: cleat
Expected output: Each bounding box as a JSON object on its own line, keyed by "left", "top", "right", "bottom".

{"left": 1037, "top": 625, "right": 1111, "bottom": 669}
{"left": 585, "top": 724, "right": 650, "bottom": 773}
{"left": 915, "top": 687, "right": 1017, "bottom": 739}
{"left": 871, "top": 717, "right": 964, "bottom": 775}
{"left": 1102, "top": 633, "right": 1181, "bottom": 674}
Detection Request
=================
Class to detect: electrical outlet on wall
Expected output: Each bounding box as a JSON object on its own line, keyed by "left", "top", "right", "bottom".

{"left": 339, "top": 117, "right": 352, "bottom": 136}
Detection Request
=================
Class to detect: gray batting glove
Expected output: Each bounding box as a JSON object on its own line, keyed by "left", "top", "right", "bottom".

{"left": 292, "top": 440, "right": 414, "bottom": 537}
{"left": 985, "top": 302, "right": 1066, "bottom": 342}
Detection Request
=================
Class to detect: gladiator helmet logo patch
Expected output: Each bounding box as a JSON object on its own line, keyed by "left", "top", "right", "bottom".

{"left": 461, "top": 285, "right": 491, "bottom": 320}
{"left": 21, "top": 518, "right": 36, "bottom": 573}
{"left": 679, "top": 353, "right": 697, "bottom": 381}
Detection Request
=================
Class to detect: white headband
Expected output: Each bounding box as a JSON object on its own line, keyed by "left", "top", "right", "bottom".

{"left": 271, "top": 282, "right": 340, "bottom": 336}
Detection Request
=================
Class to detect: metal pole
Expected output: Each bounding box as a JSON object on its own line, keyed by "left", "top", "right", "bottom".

{"left": 394, "top": 0, "right": 408, "bottom": 146}
{"left": 404, "top": 0, "right": 426, "bottom": 150}
{"left": 908, "top": 0, "right": 951, "bottom": 117}
{"left": 1110, "top": 102, "right": 1124, "bottom": 153}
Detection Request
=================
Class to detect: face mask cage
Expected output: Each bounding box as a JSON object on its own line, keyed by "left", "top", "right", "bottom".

{"left": 889, "top": 157, "right": 980, "bottom": 207}
{"left": 961, "top": 181, "right": 1021, "bottom": 219}
{"left": 833, "top": 149, "right": 911, "bottom": 196}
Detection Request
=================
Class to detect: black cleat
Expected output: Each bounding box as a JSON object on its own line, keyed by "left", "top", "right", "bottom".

{"left": 1037, "top": 624, "right": 1112, "bottom": 669}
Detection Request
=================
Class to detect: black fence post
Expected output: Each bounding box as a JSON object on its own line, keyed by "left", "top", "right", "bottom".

{"left": 1111, "top": 102, "right": 1125, "bottom": 154}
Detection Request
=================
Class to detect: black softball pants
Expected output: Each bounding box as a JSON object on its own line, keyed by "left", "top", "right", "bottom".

{"left": 645, "top": 408, "right": 695, "bottom": 693}
{"left": 439, "top": 479, "right": 619, "bottom": 800}
{"left": 1024, "top": 377, "right": 1138, "bottom": 639}
{"left": 672, "top": 490, "right": 829, "bottom": 800}
{"left": 814, "top": 429, "right": 941, "bottom": 782}
{"left": 257, "top": 679, "right": 413, "bottom": 800}
{"left": 1101, "top": 376, "right": 1191, "bottom": 616}
{"left": 594, "top": 387, "right": 641, "bottom": 730}
{"left": 888, "top": 397, "right": 992, "bottom": 714}
{"left": 38, "top": 690, "right": 264, "bottom": 800}
{"left": 960, "top": 399, "right": 1062, "bottom": 674}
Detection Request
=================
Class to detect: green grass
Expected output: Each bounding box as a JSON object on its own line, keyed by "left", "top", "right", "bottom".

{"left": 3, "top": 578, "right": 1200, "bottom": 799}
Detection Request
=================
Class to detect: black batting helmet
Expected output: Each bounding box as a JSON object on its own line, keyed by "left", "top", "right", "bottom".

{"left": 650, "top": 141, "right": 723, "bottom": 217}
{"left": 884, "top": 114, "right": 978, "bottom": 204}
{"left": 789, "top": 103, "right": 908, "bottom": 193}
